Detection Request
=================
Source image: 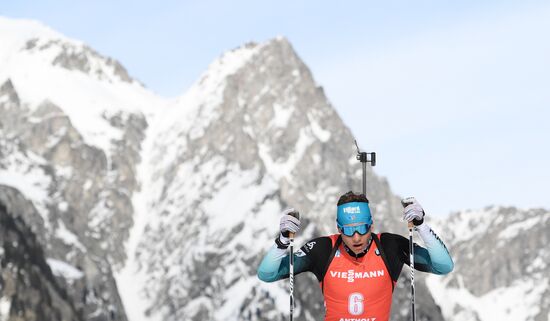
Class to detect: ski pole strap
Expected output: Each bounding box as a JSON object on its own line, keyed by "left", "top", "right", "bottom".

{"left": 321, "top": 235, "right": 342, "bottom": 293}
{"left": 371, "top": 233, "right": 395, "bottom": 292}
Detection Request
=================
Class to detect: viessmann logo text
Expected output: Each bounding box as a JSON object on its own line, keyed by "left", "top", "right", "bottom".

{"left": 329, "top": 269, "right": 385, "bottom": 283}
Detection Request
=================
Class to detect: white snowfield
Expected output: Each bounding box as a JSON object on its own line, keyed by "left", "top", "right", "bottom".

{"left": 46, "top": 258, "right": 84, "bottom": 280}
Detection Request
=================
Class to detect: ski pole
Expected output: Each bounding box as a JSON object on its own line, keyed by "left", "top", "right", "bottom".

{"left": 288, "top": 210, "right": 300, "bottom": 321}
{"left": 408, "top": 221, "right": 416, "bottom": 321}
{"left": 402, "top": 200, "right": 416, "bottom": 321}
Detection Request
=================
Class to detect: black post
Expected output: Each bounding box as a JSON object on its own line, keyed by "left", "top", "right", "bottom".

{"left": 355, "top": 140, "right": 376, "bottom": 196}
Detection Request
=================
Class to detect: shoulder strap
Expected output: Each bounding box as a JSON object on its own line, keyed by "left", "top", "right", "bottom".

{"left": 321, "top": 235, "right": 342, "bottom": 293}
{"left": 372, "top": 233, "right": 395, "bottom": 292}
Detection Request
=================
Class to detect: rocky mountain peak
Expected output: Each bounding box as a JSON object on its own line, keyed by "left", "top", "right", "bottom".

{"left": 0, "top": 17, "right": 133, "bottom": 85}
{"left": 24, "top": 37, "right": 133, "bottom": 84}
{"left": 0, "top": 79, "right": 20, "bottom": 108}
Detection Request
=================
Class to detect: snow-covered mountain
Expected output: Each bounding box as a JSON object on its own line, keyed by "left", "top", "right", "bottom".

{"left": 0, "top": 16, "right": 547, "bottom": 321}
{"left": 116, "top": 35, "right": 422, "bottom": 321}
{"left": 428, "top": 206, "right": 549, "bottom": 321}
{"left": 0, "top": 16, "right": 164, "bottom": 321}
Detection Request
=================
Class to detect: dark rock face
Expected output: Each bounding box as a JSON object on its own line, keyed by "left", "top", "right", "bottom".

{"left": 0, "top": 201, "right": 82, "bottom": 321}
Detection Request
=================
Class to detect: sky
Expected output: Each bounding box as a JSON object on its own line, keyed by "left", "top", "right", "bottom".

{"left": 2, "top": 0, "right": 549, "bottom": 217}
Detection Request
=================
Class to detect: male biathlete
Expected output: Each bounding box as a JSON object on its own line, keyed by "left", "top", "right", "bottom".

{"left": 257, "top": 191, "right": 454, "bottom": 321}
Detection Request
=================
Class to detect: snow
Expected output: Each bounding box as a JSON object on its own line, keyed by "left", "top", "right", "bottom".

{"left": 427, "top": 207, "right": 550, "bottom": 321}
{"left": 427, "top": 275, "right": 548, "bottom": 321}
{"left": 258, "top": 127, "right": 315, "bottom": 180}
{"left": 0, "top": 169, "right": 50, "bottom": 205}
{"left": 257, "top": 279, "right": 294, "bottom": 318}
{"left": 46, "top": 258, "right": 84, "bottom": 280}
{"left": 527, "top": 255, "right": 546, "bottom": 273}
{"left": 498, "top": 215, "right": 544, "bottom": 239}
{"left": 115, "top": 113, "right": 164, "bottom": 321}
{"left": 0, "top": 147, "right": 51, "bottom": 227}
{"left": 55, "top": 219, "right": 86, "bottom": 252}
{"left": 0, "top": 16, "right": 63, "bottom": 63}
{"left": 57, "top": 201, "right": 68, "bottom": 212}
{"left": 215, "top": 278, "right": 257, "bottom": 319}
{"left": 227, "top": 197, "right": 281, "bottom": 249}
{"left": 307, "top": 113, "right": 331, "bottom": 142}
{"left": 203, "top": 165, "right": 278, "bottom": 232}
{"left": 202, "top": 43, "right": 261, "bottom": 87}
{"left": 446, "top": 208, "right": 499, "bottom": 243}
{"left": 0, "top": 296, "right": 10, "bottom": 321}
{"left": 0, "top": 16, "right": 165, "bottom": 159}
{"left": 88, "top": 196, "right": 113, "bottom": 231}
{"left": 271, "top": 103, "right": 294, "bottom": 128}
{"left": 185, "top": 297, "right": 213, "bottom": 318}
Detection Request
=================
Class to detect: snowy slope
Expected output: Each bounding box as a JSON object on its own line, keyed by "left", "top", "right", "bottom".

{"left": 0, "top": 16, "right": 163, "bottom": 156}
{"left": 0, "top": 132, "right": 51, "bottom": 223}
{"left": 115, "top": 39, "right": 303, "bottom": 321}
{"left": 428, "top": 207, "right": 550, "bottom": 321}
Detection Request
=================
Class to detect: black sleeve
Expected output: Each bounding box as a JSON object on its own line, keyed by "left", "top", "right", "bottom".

{"left": 380, "top": 233, "right": 433, "bottom": 282}
{"left": 298, "top": 236, "right": 333, "bottom": 282}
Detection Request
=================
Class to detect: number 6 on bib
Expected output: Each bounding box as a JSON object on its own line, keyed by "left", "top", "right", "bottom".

{"left": 348, "top": 292, "right": 364, "bottom": 315}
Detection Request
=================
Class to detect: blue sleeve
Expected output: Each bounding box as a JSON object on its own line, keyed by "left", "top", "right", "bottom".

{"left": 413, "top": 223, "right": 454, "bottom": 275}
{"left": 257, "top": 244, "right": 312, "bottom": 282}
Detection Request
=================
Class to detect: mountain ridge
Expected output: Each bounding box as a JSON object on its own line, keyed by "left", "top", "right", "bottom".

{"left": 0, "top": 16, "right": 547, "bottom": 321}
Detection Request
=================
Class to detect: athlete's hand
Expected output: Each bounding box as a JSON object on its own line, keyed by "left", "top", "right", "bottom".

{"left": 401, "top": 197, "right": 425, "bottom": 226}
{"left": 276, "top": 208, "right": 300, "bottom": 248}
{"left": 280, "top": 208, "right": 300, "bottom": 236}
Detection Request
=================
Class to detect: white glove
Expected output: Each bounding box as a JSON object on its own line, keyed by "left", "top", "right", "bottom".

{"left": 401, "top": 197, "right": 425, "bottom": 226}
{"left": 280, "top": 208, "right": 300, "bottom": 236}
{"left": 276, "top": 208, "right": 300, "bottom": 248}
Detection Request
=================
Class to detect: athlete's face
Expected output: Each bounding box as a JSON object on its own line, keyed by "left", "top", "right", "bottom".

{"left": 339, "top": 225, "right": 372, "bottom": 254}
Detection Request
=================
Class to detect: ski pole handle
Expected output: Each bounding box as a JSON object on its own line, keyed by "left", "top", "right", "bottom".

{"left": 401, "top": 200, "right": 415, "bottom": 228}
{"left": 288, "top": 211, "right": 300, "bottom": 238}
{"left": 401, "top": 199, "right": 414, "bottom": 209}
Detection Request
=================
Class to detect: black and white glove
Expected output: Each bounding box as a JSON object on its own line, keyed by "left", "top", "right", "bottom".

{"left": 275, "top": 208, "right": 300, "bottom": 249}
{"left": 402, "top": 197, "right": 425, "bottom": 226}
